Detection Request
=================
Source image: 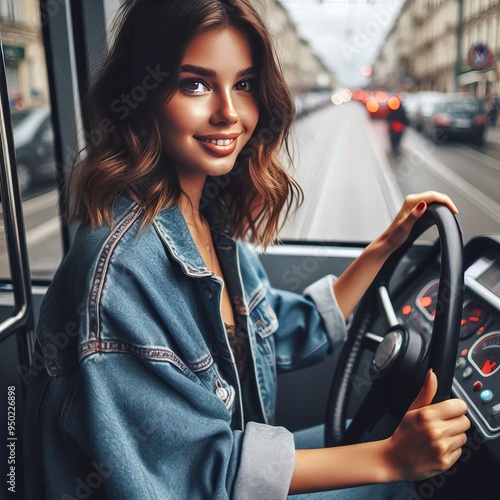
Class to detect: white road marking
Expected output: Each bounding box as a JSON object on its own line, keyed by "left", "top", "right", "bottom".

{"left": 363, "top": 114, "right": 404, "bottom": 215}
{"left": 457, "top": 145, "right": 500, "bottom": 173}
{"left": 26, "top": 217, "right": 61, "bottom": 246}
{"left": 409, "top": 148, "right": 500, "bottom": 223}
{"left": 0, "top": 189, "right": 59, "bottom": 217}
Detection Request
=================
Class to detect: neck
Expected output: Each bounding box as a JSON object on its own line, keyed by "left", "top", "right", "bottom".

{"left": 177, "top": 173, "right": 207, "bottom": 225}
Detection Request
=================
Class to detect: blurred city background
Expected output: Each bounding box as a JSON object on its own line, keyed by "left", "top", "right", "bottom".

{"left": 0, "top": 0, "right": 499, "bottom": 279}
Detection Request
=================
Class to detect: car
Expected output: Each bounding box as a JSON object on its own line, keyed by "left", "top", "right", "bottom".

{"left": 412, "top": 91, "right": 445, "bottom": 131}
{"left": 365, "top": 89, "right": 392, "bottom": 119}
{"left": 11, "top": 106, "right": 56, "bottom": 194}
{"left": 423, "top": 97, "right": 488, "bottom": 144}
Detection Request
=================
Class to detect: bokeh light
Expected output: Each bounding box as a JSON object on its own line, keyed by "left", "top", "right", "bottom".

{"left": 388, "top": 96, "right": 401, "bottom": 110}
{"left": 360, "top": 65, "right": 373, "bottom": 77}
{"left": 365, "top": 99, "right": 379, "bottom": 113}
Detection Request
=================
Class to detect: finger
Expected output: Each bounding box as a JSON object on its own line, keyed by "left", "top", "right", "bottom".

{"left": 433, "top": 415, "right": 471, "bottom": 440}
{"left": 443, "top": 415, "right": 471, "bottom": 436}
{"left": 445, "top": 431, "right": 469, "bottom": 454}
{"left": 447, "top": 446, "right": 464, "bottom": 467}
{"left": 436, "top": 446, "right": 464, "bottom": 475}
{"left": 409, "top": 369, "right": 438, "bottom": 411}
{"left": 425, "top": 399, "right": 469, "bottom": 420}
{"left": 410, "top": 191, "right": 459, "bottom": 214}
{"left": 411, "top": 200, "right": 427, "bottom": 218}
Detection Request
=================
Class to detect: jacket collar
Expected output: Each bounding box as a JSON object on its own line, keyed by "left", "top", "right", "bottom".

{"left": 154, "top": 204, "right": 211, "bottom": 276}
{"left": 115, "top": 194, "right": 235, "bottom": 277}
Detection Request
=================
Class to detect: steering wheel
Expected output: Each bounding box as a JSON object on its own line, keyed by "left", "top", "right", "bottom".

{"left": 325, "top": 203, "right": 464, "bottom": 447}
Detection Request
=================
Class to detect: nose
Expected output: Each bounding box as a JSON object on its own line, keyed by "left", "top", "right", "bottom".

{"left": 210, "top": 90, "right": 238, "bottom": 125}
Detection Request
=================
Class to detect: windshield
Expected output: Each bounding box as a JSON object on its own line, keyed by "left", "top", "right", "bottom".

{"left": 274, "top": 0, "right": 499, "bottom": 245}
{"left": 443, "top": 101, "right": 484, "bottom": 114}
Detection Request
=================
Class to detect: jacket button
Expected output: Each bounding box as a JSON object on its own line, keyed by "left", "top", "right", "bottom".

{"left": 204, "top": 288, "right": 213, "bottom": 299}
{"left": 216, "top": 386, "right": 228, "bottom": 401}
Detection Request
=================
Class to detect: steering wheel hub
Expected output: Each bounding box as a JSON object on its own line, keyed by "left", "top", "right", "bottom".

{"left": 371, "top": 329, "right": 403, "bottom": 378}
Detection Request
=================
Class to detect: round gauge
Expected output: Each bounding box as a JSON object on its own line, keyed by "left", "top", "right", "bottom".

{"left": 460, "top": 299, "right": 488, "bottom": 340}
{"left": 469, "top": 331, "right": 500, "bottom": 377}
{"left": 416, "top": 279, "right": 439, "bottom": 321}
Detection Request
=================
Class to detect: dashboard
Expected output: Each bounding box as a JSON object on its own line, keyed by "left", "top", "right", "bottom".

{"left": 393, "top": 235, "right": 500, "bottom": 455}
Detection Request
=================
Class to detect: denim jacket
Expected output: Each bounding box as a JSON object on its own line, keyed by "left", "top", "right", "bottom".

{"left": 24, "top": 196, "right": 347, "bottom": 500}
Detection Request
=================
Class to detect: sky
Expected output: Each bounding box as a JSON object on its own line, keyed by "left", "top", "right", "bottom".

{"left": 279, "top": 0, "right": 405, "bottom": 88}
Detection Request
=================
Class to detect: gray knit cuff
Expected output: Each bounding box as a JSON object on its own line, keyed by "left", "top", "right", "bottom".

{"left": 303, "top": 274, "right": 348, "bottom": 345}
{"left": 233, "top": 422, "right": 295, "bottom": 500}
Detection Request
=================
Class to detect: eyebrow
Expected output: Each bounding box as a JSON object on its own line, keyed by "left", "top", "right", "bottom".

{"left": 180, "top": 64, "right": 257, "bottom": 78}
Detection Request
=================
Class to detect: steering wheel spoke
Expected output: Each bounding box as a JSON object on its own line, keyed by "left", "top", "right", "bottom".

{"left": 363, "top": 332, "right": 383, "bottom": 351}
{"left": 378, "top": 285, "right": 399, "bottom": 328}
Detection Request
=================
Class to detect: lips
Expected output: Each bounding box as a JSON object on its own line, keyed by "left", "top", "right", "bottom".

{"left": 195, "top": 133, "right": 241, "bottom": 156}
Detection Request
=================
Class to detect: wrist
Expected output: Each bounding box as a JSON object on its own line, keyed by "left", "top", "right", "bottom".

{"left": 377, "top": 437, "right": 403, "bottom": 483}
{"left": 366, "top": 233, "right": 396, "bottom": 262}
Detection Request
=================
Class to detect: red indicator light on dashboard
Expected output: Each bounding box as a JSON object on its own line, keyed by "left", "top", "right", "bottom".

{"left": 478, "top": 327, "right": 484, "bottom": 334}
{"left": 469, "top": 316, "right": 480, "bottom": 323}
{"left": 402, "top": 305, "right": 412, "bottom": 315}
{"left": 482, "top": 359, "right": 498, "bottom": 375}
{"left": 420, "top": 296, "right": 433, "bottom": 308}
{"left": 461, "top": 319, "right": 467, "bottom": 326}
{"left": 461, "top": 349, "right": 468, "bottom": 356}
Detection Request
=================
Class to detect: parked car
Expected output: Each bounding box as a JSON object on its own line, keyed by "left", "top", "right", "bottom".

{"left": 424, "top": 98, "right": 488, "bottom": 144}
{"left": 11, "top": 106, "right": 56, "bottom": 193}
{"left": 412, "top": 91, "right": 444, "bottom": 131}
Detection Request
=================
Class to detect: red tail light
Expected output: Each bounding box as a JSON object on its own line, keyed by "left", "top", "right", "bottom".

{"left": 434, "top": 114, "right": 452, "bottom": 126}
{"left": 390, "top": 120, "right": 405, "bottom": 133}
{"left": 473, "top": 115, "right": 488, "bottom": 126}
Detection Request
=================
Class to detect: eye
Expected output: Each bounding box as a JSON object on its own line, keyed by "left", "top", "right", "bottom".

{"left": 234, "top": 79, "right": 255, "bottom": 92}
{"left": 180, "top": 79, "right": 209, "bottom": 94}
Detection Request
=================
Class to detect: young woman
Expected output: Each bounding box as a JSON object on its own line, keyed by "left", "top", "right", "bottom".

{"left": 24, "top": 1, "right": 469, "bottom": 498}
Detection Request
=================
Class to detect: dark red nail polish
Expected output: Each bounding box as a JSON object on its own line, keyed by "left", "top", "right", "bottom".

{"left": 417, "top": 201, "right": 426, "bottom": 211}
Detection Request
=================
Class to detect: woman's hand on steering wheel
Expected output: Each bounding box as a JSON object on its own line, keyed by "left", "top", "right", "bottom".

{"left": 382, "top": 369, "right": 470, "bottom": 482}
{"left": 380, "top": 191, "right": 459, "bottom": 252}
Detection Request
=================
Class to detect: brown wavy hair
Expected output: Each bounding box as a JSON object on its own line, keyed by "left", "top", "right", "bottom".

{"left": 68, "top": 0, "right": 302, "bottom": 247}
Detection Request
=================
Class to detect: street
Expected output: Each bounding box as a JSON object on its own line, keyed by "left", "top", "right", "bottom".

{"left": 280, "top": 100, "right": 500, "bottom": 243}
{"left": 0, "top": 189, "right": 63, "bottom": 280}
{"left": 1, "top": 99, "right": 499, "bottom": 280}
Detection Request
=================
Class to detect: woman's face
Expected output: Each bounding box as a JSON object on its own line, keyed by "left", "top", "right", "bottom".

{"left": 158, "top": 27, "right": 260, "bottom": 181}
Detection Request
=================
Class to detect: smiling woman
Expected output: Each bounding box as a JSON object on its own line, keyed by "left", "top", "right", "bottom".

{"left": 23, "top": 1, "right": 469, "bottom": 499}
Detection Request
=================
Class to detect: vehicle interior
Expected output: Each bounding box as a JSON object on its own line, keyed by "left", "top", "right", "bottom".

{"left": 1, "top": 1, "right": 500, "bottom": 499}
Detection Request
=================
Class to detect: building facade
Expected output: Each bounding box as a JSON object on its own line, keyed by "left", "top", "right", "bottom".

{"left": 373, "top": 0, "right": 499, "bottom": 99}
{"left": 1, "top": 0, "right": 49, "bottom": 109}
{"left": 254, "top": 0, "right": 336, "bottom": 92}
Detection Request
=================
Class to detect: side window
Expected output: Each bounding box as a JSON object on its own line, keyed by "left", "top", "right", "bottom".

{"left": 0, "top": 2, "right": 63, "bottom": 281}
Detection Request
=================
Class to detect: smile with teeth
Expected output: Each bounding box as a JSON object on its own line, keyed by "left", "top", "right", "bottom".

{"left": 201, "top": 138, "right": 235, "bottom": 146}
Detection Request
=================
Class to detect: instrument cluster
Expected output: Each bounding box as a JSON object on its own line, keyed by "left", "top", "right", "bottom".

{"left": 396, "top": 239, "right": 500, "bottom": 441}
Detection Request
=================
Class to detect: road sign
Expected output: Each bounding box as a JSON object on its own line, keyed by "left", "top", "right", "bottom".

{"left": 469, "top": 44, "right": 493, "bottom": 70}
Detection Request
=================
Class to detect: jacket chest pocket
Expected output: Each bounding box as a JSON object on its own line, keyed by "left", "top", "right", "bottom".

{"left": 248, "top": 286, "right": 279, "bottom": 340}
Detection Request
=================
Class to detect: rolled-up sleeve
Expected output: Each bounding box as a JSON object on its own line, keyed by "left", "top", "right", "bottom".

{"left": 303, "top": 275, "right": 348, "bottom": 346}
{"left": 233, "top": 422, "right": 296, "bottom": 500}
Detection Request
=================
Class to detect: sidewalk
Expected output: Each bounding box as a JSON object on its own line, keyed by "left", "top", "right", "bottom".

{"left": 486, "top": 126, "right": 500, "bottom": 151}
